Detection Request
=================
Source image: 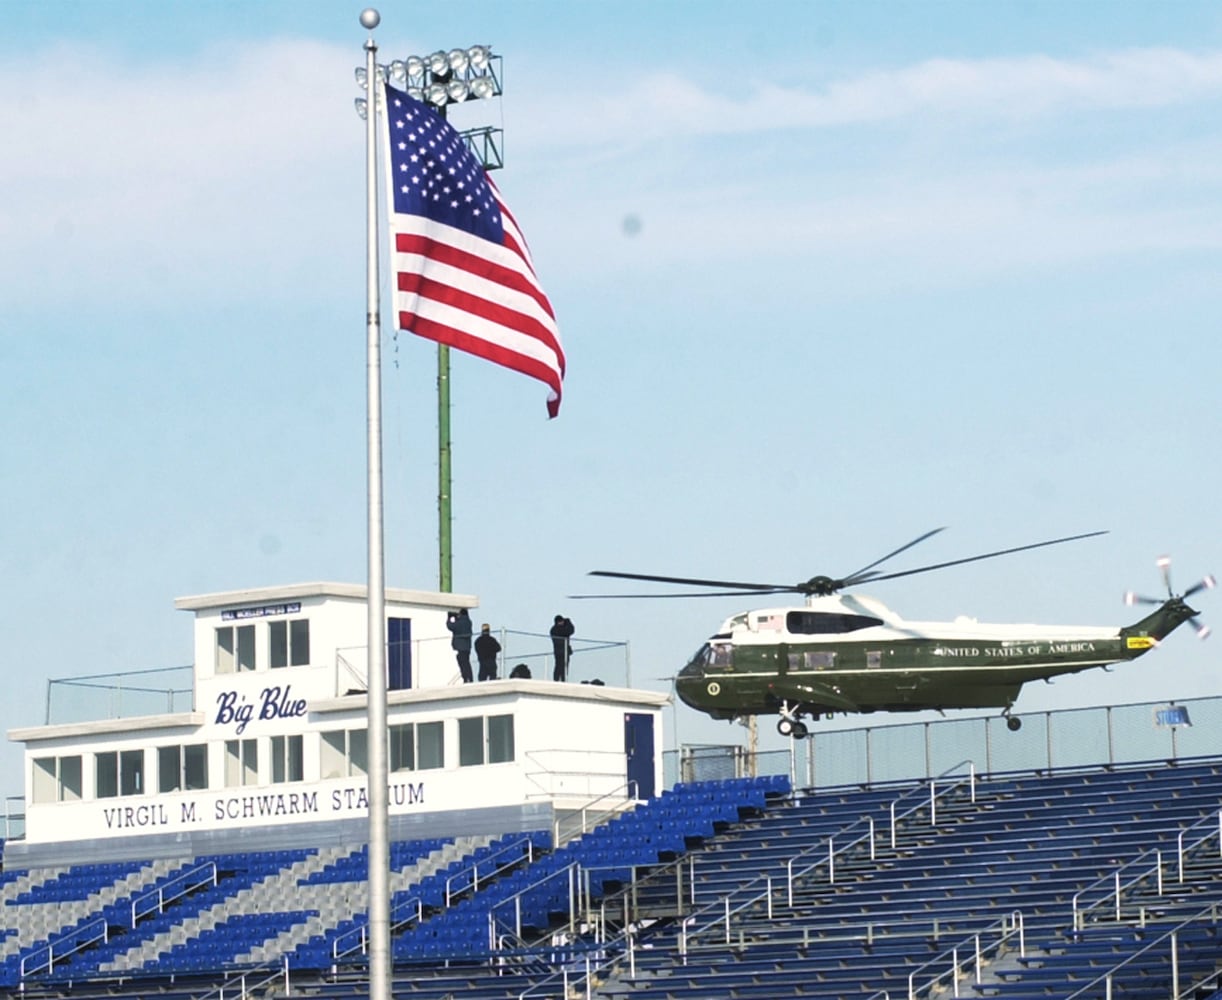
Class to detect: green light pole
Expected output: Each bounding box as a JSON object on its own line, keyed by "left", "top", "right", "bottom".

{"left": 388, "top": 49, "right": 503, "bottom": 593}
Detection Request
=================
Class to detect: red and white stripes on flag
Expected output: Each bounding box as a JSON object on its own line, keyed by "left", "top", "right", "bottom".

{"left": 383, "top": 85, "right": 565, "bottom": 417}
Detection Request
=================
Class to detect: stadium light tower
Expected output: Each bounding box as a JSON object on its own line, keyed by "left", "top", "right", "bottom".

{"left": 359, "top": 46, "right": 504, "bottom": 595}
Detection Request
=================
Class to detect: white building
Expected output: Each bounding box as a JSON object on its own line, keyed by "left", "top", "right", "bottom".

{"left": 7, "top": 583, "right": 666, "bottom": 867}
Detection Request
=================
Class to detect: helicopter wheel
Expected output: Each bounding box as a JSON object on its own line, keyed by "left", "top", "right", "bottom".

{"left": 791, "top": 721, "right": 809, "bottom": 739}
{"left": 1006, "top": 715, "right": 1022, "bottom": 732}
{"left": 776, "top": 718, "right": 794, "bottom": 737}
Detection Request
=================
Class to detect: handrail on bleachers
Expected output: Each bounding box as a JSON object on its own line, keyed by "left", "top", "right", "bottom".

{"left": 444, "top": 833, "right": 539, "bottom": 906}
{"left": 490, "top": 861, "right": 578, "bottom": 943}
{"left": 20, "top": 915, "right": 108, "bottom": 981}
{"left": 1072, "top": 808, "right": 1222, "bottom": 929}
{"left": 679, "top": 761, "right": 979, "bottom": 953}
{"left": 887, "top": 760, "right": 976, "bottom": 849}
{"left": 550, "top": 779, "right": 637, "bottom": 847}
{"left": 129, "top": 860, "right": 218, "bottom": 927}
{"left": 906, "top": 911, "right": 1024, "bottom": 1000}
{"left": 332, "top": 895, "right": 424, "bottom": 960}
{"left": 1062, "top": 900, "right": 1222, "bottom": 1000}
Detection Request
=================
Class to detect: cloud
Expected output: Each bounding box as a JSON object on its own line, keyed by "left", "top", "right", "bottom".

{"left": 511, "top": 47, "right": 1222, "bottom": 147}
{"left": 0, "top": 39, "right": 361, "bottom": 307}
{"left": 3, "top": 39, "right": 1222, "bottom": 308}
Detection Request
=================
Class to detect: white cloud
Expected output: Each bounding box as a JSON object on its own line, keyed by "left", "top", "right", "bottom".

{"left": 514, "top": 47, "right": 1222, "bottom": 146}
{"left": 3, "top": 40, "right": 1222, "bottom": 307}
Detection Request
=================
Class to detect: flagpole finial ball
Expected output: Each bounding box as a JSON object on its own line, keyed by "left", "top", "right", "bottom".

{"left": 359, "top": 8, "right": 380, "bottom": 29}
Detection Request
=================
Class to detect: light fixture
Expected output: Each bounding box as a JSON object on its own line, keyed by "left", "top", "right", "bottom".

{"left": 381, "top": 45, "right": 501, "bottom": 111}
{"left": 427, "top": 50, "right": 449, "bottom": 76}
{"left": 354, "top": 97, "right": 368, "bottom": 120}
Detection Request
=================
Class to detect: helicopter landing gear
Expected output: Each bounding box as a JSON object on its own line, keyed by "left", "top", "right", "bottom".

{"left": 1002, "top": 708, "right": 1022, "bottom": 732}
{"left": 776, "top": 702, "right": 810, "bottom": 739}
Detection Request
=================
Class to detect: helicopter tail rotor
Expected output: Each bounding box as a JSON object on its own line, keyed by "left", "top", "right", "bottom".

{"left": 1125, "top": 556, "right": 1215, "bottom": 640}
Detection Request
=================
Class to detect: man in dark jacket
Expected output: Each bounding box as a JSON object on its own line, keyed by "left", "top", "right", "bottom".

{"left": 549, "top": 614, "right": 575, "bottom": 682}
{"left": 475, "top": 623, "right": 501, "bottom": 681}
{"left": 447, "top": 609, "right": 474, "bottom": 683}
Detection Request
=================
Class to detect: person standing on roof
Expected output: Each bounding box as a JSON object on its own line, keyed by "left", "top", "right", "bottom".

{"left": 447, "top": 609, "right": 474, "bottom": 683}
{"left": 475, "top": 623, "right": 502, "bottom": 681}
{"left": 550, "top": 614, "right": 575, "bottom": 682}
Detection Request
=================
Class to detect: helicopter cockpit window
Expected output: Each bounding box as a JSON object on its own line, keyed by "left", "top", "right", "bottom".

{"left": 786, "top": 611, "right": 884, "bottom": 635}
{"left": 709, "top": 644, "right": 733, "bottom": 667}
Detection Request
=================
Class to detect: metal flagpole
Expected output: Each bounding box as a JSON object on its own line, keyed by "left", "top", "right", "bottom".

{"left": 359, "top": 9, "right": 392, "bottom": 1000}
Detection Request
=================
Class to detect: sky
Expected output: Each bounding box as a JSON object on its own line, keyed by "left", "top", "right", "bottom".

{"left": 4, "top": 0, "right": 1222, "bottom": 802}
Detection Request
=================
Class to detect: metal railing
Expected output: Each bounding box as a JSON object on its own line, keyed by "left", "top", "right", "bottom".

{"left": 677, "top": 761, "right": 978, "bottom": 954}
{"left": 667, "top": 695, "right": 1222, "bottom": 791}
{"left": 1063, "top": 901, "right": 1222, "bottom": 1000}
{"left": 906, "top": 911, "right": 1025, "bottom": 1000}
{"left": 445, "top": 834, "right": 538, "bottom": 906}
{"left": 130, "top": 860, "right": 218, "bottom": 925}
{"left": 1072, "top": 808, "right": 1222, "bottom": 930}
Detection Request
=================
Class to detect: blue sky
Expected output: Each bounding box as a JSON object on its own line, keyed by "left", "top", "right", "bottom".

{"left": 4, "top": 1, "right": 1222, "bottom": 797}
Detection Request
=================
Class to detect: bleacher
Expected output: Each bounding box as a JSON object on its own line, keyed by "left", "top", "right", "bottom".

{"left": 3, "top": 764, "right": 1222, "bottom": 999}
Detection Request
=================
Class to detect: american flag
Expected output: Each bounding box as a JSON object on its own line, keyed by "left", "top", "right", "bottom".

{"left": 382, "top": 83, "right": 565, "bottom": 418}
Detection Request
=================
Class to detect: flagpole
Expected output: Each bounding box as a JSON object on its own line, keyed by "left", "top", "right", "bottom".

{"left": 359, "top": 9, "right": 392, "bottom": 1000}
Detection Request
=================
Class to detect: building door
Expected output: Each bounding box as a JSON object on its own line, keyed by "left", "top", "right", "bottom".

{"left": 388, "top": 618, "right": 412, "bottom": 690}
{"left": 624, "top": 713, "right": 655, "bottom": 800}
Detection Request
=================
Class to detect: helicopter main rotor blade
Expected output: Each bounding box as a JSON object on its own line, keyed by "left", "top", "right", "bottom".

{"left": 1184, "top": 575, "right": 1217, "bottom": 599}
{"left": 840, "top": 527, "right": 947, "bottom": 587}
{"left": 588, "top": 570, "right": 797, "bottom": 592}
{"left": 861, "top": 530, "right": 1108, "bottom": 587}
{"left": 570, "top": 588, "right": 796, "bottom": 600}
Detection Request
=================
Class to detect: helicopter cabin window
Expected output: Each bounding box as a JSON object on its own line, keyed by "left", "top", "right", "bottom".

{"left": 786, "top": 611, "right": 883, "bottom": 635}
{"left": 788, "top": 650, "right": 836, "bottom": 672}
{"left": 866, "top": 650, "right": 883, "bottom": 670}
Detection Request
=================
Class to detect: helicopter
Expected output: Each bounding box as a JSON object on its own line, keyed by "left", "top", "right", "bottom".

{"left": 575, "top": 530, "right": 1214, "bottom": 738}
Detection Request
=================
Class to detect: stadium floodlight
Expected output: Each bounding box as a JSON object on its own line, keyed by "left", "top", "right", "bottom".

{"left": 354, "top": 65, "right": 388, "bottom": 90}
{"left": 427, "top": 50, "right": 449, "bottom": 76}
{"left": 467, "top": 45, "right": 491, "bottom": 70}
{"left": 389, "top": 44, "right": 502, "bottom": 112}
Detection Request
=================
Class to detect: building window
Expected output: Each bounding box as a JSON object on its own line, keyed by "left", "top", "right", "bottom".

{"left": 459, "top": 715, "right": 515, "bottom": 768}
{"left": 389, "top": 720, "right": 444, "bottom": 772}
{"left": 216, "top": 625, "right": 256, "bottom": 674}
{"left": 225, "top": 739, "right": 258, "bottom": 787}
{"left": 389, "top": 723, "right": 415, "bottom": 772}
{"left": 270, "top": 619, "right": 310, "bottom": 669}
{"left": 96, "top": 750, "right": 143, "bottom": 798}
{"left": 417, "top": 720, "right": 444, "bottom": 770}
{"left": 322, "top": 729, "right": 367, "bottom": 779}
{"left": 158, "top": 744, "right": 209, "bottom": 793}
{"left": 488, "top": 715, "right": 515, "bottom": 764}
{"left": 271, "top": 734, "right": 304, "bottom": 783}
{"left": 32, "top": 755, "right": 82, "bottom": 804}
{"left": 458, "top": 717, "right": 484, "bottom": 767}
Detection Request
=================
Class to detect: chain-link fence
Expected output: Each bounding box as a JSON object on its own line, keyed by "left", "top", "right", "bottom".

{"left": 666, "top": 696, "right": 1218, "bottom": 790}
